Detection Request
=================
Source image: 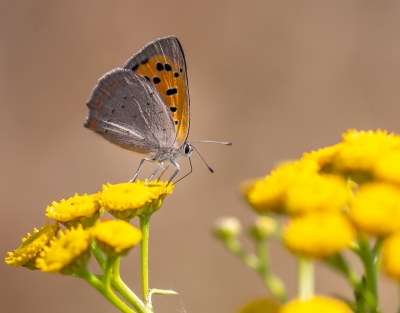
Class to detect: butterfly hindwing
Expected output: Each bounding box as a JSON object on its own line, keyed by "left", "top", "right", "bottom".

{"left": 123, "top": 36, "right": 190, "bottom": 147}
{"left": 85, "top": 68, "right": 176, "bottom": 154}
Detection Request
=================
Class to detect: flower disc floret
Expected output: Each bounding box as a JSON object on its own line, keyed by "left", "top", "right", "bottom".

{"left": 5, "top": 222, "right": 59, "bottom": 269}
{"left": 283, "top": 212, "right": 355, "bottom": 258}
{"left": 91, "top": 220, "right": 142, "bottom": 256}
{"left": 349, "top": 182, "right": 400, "bottom": 237}
{"left": 36, "top": 225, "right": 91, "bottom": 274}
{"left": 101, "top": 180, "right": 173, "bottom": 220}
{"left": 280, "top": 296, "right": 352, "bottom": 313}
{"left": 46, "top": 193, "right": 101, "bottom": 229}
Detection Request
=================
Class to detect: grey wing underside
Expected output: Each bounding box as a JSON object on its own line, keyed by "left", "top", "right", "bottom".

{"left": 85, "top": 68, "right": 176, "bottom": 155}
{"left": 123, "top": 36, "right": 190, "bottom": 144}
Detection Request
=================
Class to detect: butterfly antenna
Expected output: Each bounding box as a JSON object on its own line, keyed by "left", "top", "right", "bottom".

{"left": 174, "top": 157, "right": 193, "bottom": 184}
{"left": 190, "top": 140, "right": 233, "bottom": 146}
{"left": 191, "top": 145, "right": 214, "bottom": 173}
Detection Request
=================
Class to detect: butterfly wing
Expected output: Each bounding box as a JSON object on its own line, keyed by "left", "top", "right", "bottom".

{"left": 123, "top": 36, "right": 190, "bottom": 148}
{"left": 85, "top": 68, "right": 176, "bottom": 155}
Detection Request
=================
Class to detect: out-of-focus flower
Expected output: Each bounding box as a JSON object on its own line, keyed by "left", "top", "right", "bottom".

{"left": 381, "top": 231, "right": 400, "bottom": 280}
{"left": 5, "top": 222, "right": 59, "bottom": 270}
{"left": 236, "top": 298, "right": 280, "bottom": 313}
{"left": 280, "top": 296, "right": 353, "bottom": 313}
{"left": 91, "top": 220, "right": 142, "bottom": 257}
{"left": 213, "top": 217, "right": 242, "bottom": 241}
{"left": 36, "top": 225, "right": 91, "bottom": 274}
{"left": 283, "top": 212, "right": 355, "bottom": 258}
{"left": 349, "top": 182, "right": 400, "bottom": 237}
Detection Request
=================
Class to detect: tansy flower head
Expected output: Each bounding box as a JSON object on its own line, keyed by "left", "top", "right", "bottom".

{"left": 349, "top": 182, "right": 400, "bottom": 237}
{"left": 246, "top": 161, "right": 319, "bottom": 215}
{"left": 236, "top": 298, "right": 280, "bottom": 313}
{"left": 36, "top": 225, "right": 91, "bottom": 274}
{"left": 91, "top": 220, "right": 142, "bottom": 257}
{"left": 374, "top": 150, "right": 400, "bottom": 185}
{"left": 249, "top": 216, "right": 278, "bottom": 240}
{"left": 301, "top": 144, "right": 343, "bottom": 174}
{"left": 285, "top": 174, "right": 350, "bottom": 215}
{"left": 283, "top": 212, "right": 355, "bottom": 259}
{"left": 280, "top": 296, "right": 353, "bottom": 313}
{"left": 334, "top": 129, "right": 400, "bottom": 183}
{"left": 213, "top": 216, "right": 242, "bottom": 241}
{"left": 46, "top": 193, "right": 101, "bottom": 229}
{"left": 101, "top": 180, "right": 174, "bottom": 221}
{"left": 381, "top": 231, "right": 400, "bottom": 280}
{"left": 5, "top": 222, "right": 59, "bottom": 270}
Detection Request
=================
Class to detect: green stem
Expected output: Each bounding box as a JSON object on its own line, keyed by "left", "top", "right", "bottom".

{"left": 81, "top": 270, "right": 135, "bottom": 313}
{"left": 298, "top": 257, "right": 314, "bottom": 301}
{"left": 140, "top": 214, "right": 151, "bottom": 304}
{"left": 91, "top": 240, "right": 106, "bottom": 270}
{"left": 358, "top": 236, "right": 378, "bottom": 302}
{"left": 112, "top": 256, "right": 148, "bottom": 313}
{"left": 225, "top": 238, "right": 259, "bottom": 270}
{"left": 255, "top": 239, "right": 287, "bottom": 303}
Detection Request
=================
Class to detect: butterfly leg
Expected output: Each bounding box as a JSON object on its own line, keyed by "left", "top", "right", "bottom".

{"left": 131, "top": 158, "right": 154, "bottom": 182}
{"left": 166, "top": 160, "right": 180, "bottom": 186}
{"left": 156, "top": 164, "right": 170, "bottom": 182}
{"left": 147, "top": 161, "right": 164, "bottom": 183}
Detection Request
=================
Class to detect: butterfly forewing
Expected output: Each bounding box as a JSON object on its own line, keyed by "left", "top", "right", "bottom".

{"left": 85, "top": 68, "right": 176, "bottom": 154}
{"left": 123, "top": 36, "right": 190, "bottom": 148}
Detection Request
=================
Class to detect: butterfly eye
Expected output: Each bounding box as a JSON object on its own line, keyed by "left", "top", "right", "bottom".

{"left": 184, "top": 144, "right": 192, "bottom": 155}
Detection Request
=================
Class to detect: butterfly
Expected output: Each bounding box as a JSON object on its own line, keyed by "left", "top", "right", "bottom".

{"left": 85, "top": 36, "right": 231, "bottom": 183}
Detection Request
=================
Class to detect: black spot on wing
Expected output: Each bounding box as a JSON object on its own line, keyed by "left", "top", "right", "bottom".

{"left": 144, "top": 76, "right": 150, "bottom": 81}
{"left": 141, "top": 58, "right": 149, "bottom": 65}
{"left": 165, "top": 63, "right": 172, "bottom": 71}
{"left": 132, "top": 64, "right": 139, "bottom": 71}
{"left": 170, "top": 106, "right": 177, "bottom": 112}
{"left": 174, "top": 72, "right": 179, "bottom": 78}
{"left": 156, "top": 62, "right": 164, "bottom": 71}
{"left": 153, "top": 77, "right": 161, "bottom": 84}
{"left": 166, "top": 88, "right": 178, "bottom": 96}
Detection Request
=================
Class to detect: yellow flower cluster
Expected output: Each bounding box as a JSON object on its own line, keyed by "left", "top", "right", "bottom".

{"left": 5, "top": 180, "right": 173, "bottom": 273}
{"left": 245, "top": 129, "right": 400, "bottom": 264}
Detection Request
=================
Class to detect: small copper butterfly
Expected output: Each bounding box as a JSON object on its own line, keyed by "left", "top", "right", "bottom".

{"left": 85, "top": 36, "right": 231, "bottom": 183}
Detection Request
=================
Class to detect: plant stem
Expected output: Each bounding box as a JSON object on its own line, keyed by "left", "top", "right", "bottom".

{"left": 298, "top": 257, "right": 314, "bottom": 301}
{"left": 112, "top": 256, "right": 148, "bottom": 313}
{"left": 81, "top": 270, "right": 135, "bottom": 313}
{"left": 255, "top": 239, "right": 287, "bottom": 302}
{"left": 140, "top": 214, "right": 151, "bottom": 304}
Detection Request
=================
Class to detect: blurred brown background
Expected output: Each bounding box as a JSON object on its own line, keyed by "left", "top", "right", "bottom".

{"left": 1, "top": 1, "right": 400, "bottom": 312}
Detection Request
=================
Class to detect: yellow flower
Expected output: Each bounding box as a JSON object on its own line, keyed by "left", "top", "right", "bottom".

{"left": 280, "top": 296, "right": 353, "bottom": 313}
{"left": 381, "top": 231, "right": 400, "bottom": 280}
{"left": 5, "top": 222, "right": 59, "bottom": 269}
{"left": 236, "top": 298, "right": 280, "bottom": 313}
{"left": 349, "top": 182, "right": 400, "bottom": 237}
{"left": 246, "top": 161, "right": 319, "bottom": 214}
{"left": 334, "top": 129, "right": 400, "bottom": 182}
{"left": 46, "top": 193, "right": 101, "bottom": 229}
{"left": 101, "top": 180, "right": 174, "bottom": 220}
{"left": 36, "top": 225, "right": 91, "bottom": 274}
{"left": 301, "top": 144, "right": 343, "bottom": 173}
{"left": 91, "top": 220, "right": 142, "bottom": 256}
{"left": 283, "top": 212, "right": 355, "bottom": 258}
{"left": 285, "top": 174, "right": 350, "bottom": 215}
{"left": 374, "top": 150, "right": 400, "bottom": 185}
